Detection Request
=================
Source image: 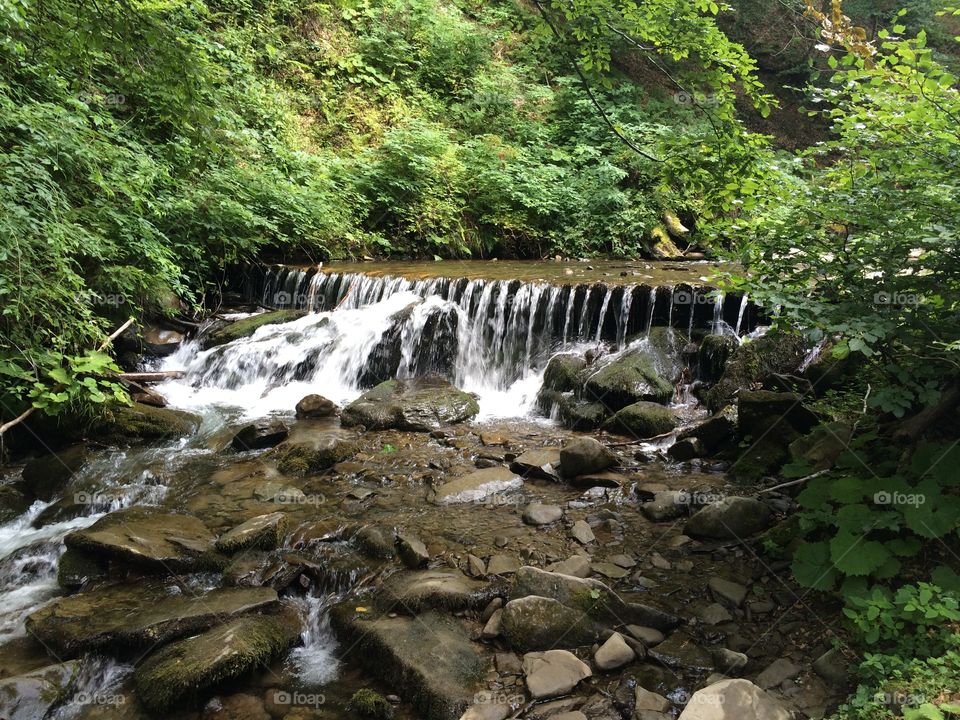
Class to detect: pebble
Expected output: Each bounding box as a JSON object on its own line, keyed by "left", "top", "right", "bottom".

{"left": 487, "top": 554, "right": 519, "bottom": 575}
{"left": 523, "top": 503, "right": 564, "bottom": 526}
{"left": 570, "top": 520, "right": 595, "bottom": 544}
{"left": 594, "top": 632, "right": 635, "bottom": 670}
{"left": 590, "top": 562, "right": 629, "bottom": 580}
{"left": 650, "top": 552, "right": 671, "bottom": 570}
{"left": 608, "top": 554, "right": 636, "bottom": 568}
{"left": 482, "top": 609, "right": 503, "bottom": 639}
{"left": 625, "top": 625, "right": 664, "bottom": 646}
{"left": 756, "top": 658, "right": 801, "bottom": 689}
{"left": 709, "top": 576, "right": 749, "bottom": 608}
{"left": 551, "top": 555, "right": 591, "bottom": 578}
{"left": 698, "top": 603, "right": 733, "bottom": 625}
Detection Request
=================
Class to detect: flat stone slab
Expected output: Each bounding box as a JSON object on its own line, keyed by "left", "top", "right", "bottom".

{"left": 510, "top": 449, "right": 562, "bottom": 481}
{"left": 26, "top": 583, "right": 279, "bottom": 657}
{"left": 331, "top": 607, "right": 488, "bottom": 720}
{"left": 648, "top": 631, "right": 714, "bottom": 672}
{"left": 64, "top": 507, "right": 221, "bottom": 573}
{"left": 430, "top": 467, "right": 522, "bottom": 505}
{"left": 522, "top": 650, "right": 592, "bottom": 700}
{"left": 216, "top": 512, "right": 288, "bottom": 553}
{"left": 377, "top": 569, "right": 495, "bottom": 613}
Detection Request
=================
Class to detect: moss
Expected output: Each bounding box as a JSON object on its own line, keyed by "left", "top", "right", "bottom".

{"left": 584, "top": 352, "right": 673, "bottom": 409}
{"left": 705, "top": 331, "right": 808, "bottom": 413}
{"left": 134, "top": 608, "right": 301, "bottom": 713}
{"left": 349, "top": 689, "right": 394, "bottom": 720}
{"left": 204, "top": 309, "right": 307, "bottom": 348}
{"left": 649, "top": 226, "right": 681, "bottom": 258}
{"left": 729, "top": 435, "right": 793, "bottom": 481}
{"left": 272, "top": 438, "right": 356, "bottom": 477}
{"left": 94, "top": 402, "right": 201, "bottom": 442}
{"left": 542, "top": 353, "right": 586, "bottom": 393}
{"left": 601, "top": 401, "right": 676, "bottom": 438}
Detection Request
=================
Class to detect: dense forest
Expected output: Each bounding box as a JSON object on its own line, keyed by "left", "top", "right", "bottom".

{"left": 2, "top": 0, "right": 960, "bottom": 717}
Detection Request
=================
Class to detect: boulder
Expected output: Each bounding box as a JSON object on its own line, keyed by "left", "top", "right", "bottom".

{"left": 509, "top": 566, "right": 680, "bottom": 630}
{"left": 397, "top": 532, "right": 430, "bottom": 568}
{"left": 583, "top": 351, "right": 673, "bottom": 410}
{"left": 676, "top": 679, "right": 791, "bottom": 720}
{"left": 64, "top": 507, "right": 222, "bottom": 572}
{"left": 522, "top": 650, "right": 592, "bottom": 700}
{"left": 295, "top": 394, "right": 339, "bottom": 418}
{"left": 134, "top": 607, "right": 301, "bottom": 713}
{"left": 788, "top": 421, "right": 852, "bottom": 472}
{"left": 510, "top": 448, "right": 562, "bottom": 481}
{"left": 676, "top": 406, "right": 738, "bottom": 452}
{"left": 601, "top": 402, "right": 676, "bottom": 438}
{"left": 431, "top": 467, "right": 523, "bottom": 505}
{"left": 704, "top": 332, "right": 808, "bottom": 413}
{"left": 737, "top": 390, "right": 818, "bottom": 437}
{"left": 331, "top": 607, "right": 487, "bottom": 720}
{"left": 668, "top": 438, "right": 705, "bottom": 461}
{"left": 271, "top": 436, "right": 355, "bottom": 476}
{"left": 377, "top": 569, "right": 494, "bottom": 613}
{"left": 143, "top": 326, "right": 184, "bottom": 356}
{"left": 341, "top": 378, "right": 479, "bottom": 432}
{"left": 559, "top": 437, "right": 616, "bottom": 478}
{"left": 56, "top": 547, "right": 107, "bottom": 589}
{"left": 557, "top": 396, "right": 608, "bottom": 431}
{"left": 19, "top": 444, "right": 89, "bottom": 501}
{"left": 0, "top": 662, "right": 79, "bottom": 720}
{"left": 543, "top": 353, "right": 588, "bottom": 393}
{"left": 203, "top": 309, "right": 305, "bottom": 348}
{"left": 26, "top": 583, "right": 279, "bottom": 656}
{"left": 94, "top": 402, "right": 201, "bottom": 442}
{"left": 216, "top": 512, "right": 288, "bottom": 553}
{"left": 755, "top": 658, "right": 800, "bottom": 689}
{"left": 232, "top": 419, "right": 290, "bottom": 451}
{"left": 641, "top": 491, "right": 687, "bottom": 522}
{"left": 522, "top": 503, "right": 563, "bottom": 526}
{"left": 684, "top": 497, "right": 774, "bottom": 540}
{"left": 0, "top": 484, "right": 30, "bottom": 523}
{"left": 696, "top": 335, "right": 738, "bottom": 383}
{"left": 500, "top": 596, "right": 600, "bottom": 651}
{"left": 594, "top": 632, "right": 635, "bottom": 670}
{"left": 350, "top": 689, "right": 395, "bottom": 720}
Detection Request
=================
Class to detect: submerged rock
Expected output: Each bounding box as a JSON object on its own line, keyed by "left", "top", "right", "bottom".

{"left": 696, "top": 335, "right": 738, "bottom": 383}
{"left": 341, "top": 377, "right": 479, "bottom": 432}
{"left": 56, "top": 547, "right": 107, "bottom": 589}
{"left": 271, "top": 435, "right": 355, "bottom": 476}
{"left": 134, "top": 606, "right": 301, "bottom": 713}
{"left": 26, "top": 583, "right": 279, "bottom": 656}
{"left": 331, "top": 607, "right": 487, "bottom": 720}
{"left": 542, "top": 354, "right": 587, "bottom": 393}
{"left": 64, "top": 507, "right": 222, "bottom": 573}
{"left": 676, "top": 679, "right": 791, "bottom": 720}
{"left": 676, "top": 406, "right": 737, "bottom": 453}
{"left": 684, "top": 497, "right": 774, "bottom": 540}
{"left": 350, "top": 688, "right": 395, "bottom": 720}
{"left": 648, "top": 631, "right": 713, "bottom": 672}
{"left": 522, "top": 503, "right": 563, "bottom": 526}
{"left": 559, "top": 437, "right": 616, "bottom": 478}
{"left": 583, "top": 350, "right": 673, "bottom": 409}
{"left": 601, "top": 402, "right": 676, "bottom": 438}
{"left": 430, "top": 467, "right": 522, "bottom": 505}
{"left": 232, "top": 419, "right": 290, "bottom": 451}
{"left": 203, "top": 309, "right": 306, "bottom": 348}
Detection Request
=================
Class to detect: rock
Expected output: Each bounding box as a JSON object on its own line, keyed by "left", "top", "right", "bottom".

{"left": 635, "top": 686, "right": 671, "bottom": 713}
{"left": 641, "top": 491, "right": 687, "bottom": 522}
{"left": 696, "top": 335, "right": 738, "bottom": 383}
{"left": 26, "top": 583, "right": 279, "bottom": 656}
{"left": 208, "top": 693, "right": 271, "bottom": 720}
{"left": 583, "top": 350, "right": 674, "bottom": 411}
{"left": 559, "top": 437, "right": 616, "bottom": 478}
{"left": 546, "top": 713, "right": 586, "bottom": 720}
{"left": 708, "top": 577, "right": 748, "bottom": 608}
{"left": 271, "top": 436, "right": 355, "bottom": 476}
{"left": 341, "top": 378, "right": 479, "bottom": 432}
{"left": 0, "top": 662, "right": 79, "bottom": 720}
{"left": 698, "top": 603, "right": 732, "bottom": 625}
{"left": 676, "top": 679, "right": 791, "bottom": 720}
{"left": 625, "top": 625, "right": 664, "bottom": 646}
{"left": 134, "top": 607, "right": 301, "bottom": 713}
{"left": 543, "top": 354, "right": 588, "bottom": 393}
{"left": 704, "top": 332, "right": 807, "bottom": 413}
{"left": 789, "top": 421, "right": 852, "bottom": 472}
{"left": 19, "top": 444, "right": 88, "bottom": 501}
{"left": 0, "top": 483, "right": 30, "bottom": 523}
{"left": 591, "top": 562, "right": 628, "bottom": 579}
{"left": 510, "top": 448, "right": 562, "bottom": 481}
{"left": 397, "top": 532, "right": 430, "bottom": 568}
{"left": 481, "top": 608, "right": 503, "bottom": 639}
{"left": 295, "top": 394, "right": 339, "bottom": 418}
{"left": 570, "top": 520, "right": 595, "bottom": 544}
{"left": 331, "top": 607, "right": 487, "bottom": 720}
{"left": 350, "top": 688, "right": 394, "bottom": 720}
{"left": 467, "top": 554, "right": 487, "bottom": 577}
{"left": 501, "top": 596, "right": 599, "bottom": 651}
{"left": 677, "top": 406, "right": 738, "bottom": 452}
{"left": 557, "top": 396, "right": 608, "bottom": 431}
{"left": 377, "top": 569, "right": 494, "bottom": 613}
{"left": 648, "top": 632, "right": 713, "bottom": 672}
{"left": 232, "top": 419, "right": 290, "bottom": 451}
{"left": 738, "top": 390, "right": 819, "bottom": 437}
{"left": 601, "top": 402, "right": 676, "bottom": 439}
{"left": 712, "top": 648, "right": 748, "bottom": 674}
{"left": 755, "top": 658, "right": 800, "bottom": 689}
{"left": 203, "top": 309, "right": 305, "bottom": 348}
{"left": 522, "top": 503, "right": 563, "bottom": 526}
{"left": 668, "top": 438, "right": 704, "bottom": 461}
{"left": 216, "top": 512, "right": 288, "bottom": 553}
{"left": 510, "top": 566, "right": 680, "bottom": 631}
{"left": 431, "top": 467, "right": 523, "bottom": 505}
{"left": 94, "top": 402, "right": 201, "bottom": 442}
{"left": 353, "top": 524, "right": 397, "bottom": 559}
{"left": 56, "top": 547, "right": 107, "bottom": 589}
{"left": 487, "top": 554, "right": 519, "bottom": 575}
{"left": 567, "top": 470, "right": 625, "bottom": 489}
{"left": 551, "top": 555, "right": 591, "bottom": 578}
{"left": 459, "top": 703, "right": 512, "bottom": 720}
{"left": 522, "top": 650, "right": 592, "bottom": 700}
{"left": 813, "top": 648, "right": 851, "bottom": 686}
{"left": 64, "top": 507, "right": 222, "bottom": 572}
{"left": 594, "top": 632, "right": 635, "bottom": 670}
{"left": 650, "top": 226, "right": 682, "bottom": 258}
{"left": 684, "top": 498, "right": 774, "bottom": 540}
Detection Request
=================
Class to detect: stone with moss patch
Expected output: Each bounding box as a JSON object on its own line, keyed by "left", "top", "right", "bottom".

{"left": 93, "top": 402, "right": 201, "bottom": 443}
{"left": 203, "top": 309, "right": 307, "bottom": 348}
{"left": 349, "top": 689, "right": 394, "bottom": 720}
{"left": 601, "top": 402, "right": 676, "bottom": 438}
{"left": 542, "top": 354, "right": 587, "bottom": 393}
{"left": 216, "top": 512, "right": 288, "bottom": 553}
{"left": 584, "top": 352, "right": 673, "bottom": 410}
{"left": 134, "top": 606, "right": 301, "bottom": 713}
{"left": 697, "top": 334, "right": 738, "bottom": 383}
{"left": 56, "top": 548, "right": 107, "bottom": 590}
{"left": 501, "top": 595, "right": 600, "bottom": 652}
{"left": 704, "top": 332, "right": 807, "bottom": 413}
{"left": 341, "top": 378, "right": 479, "bottom": 432}
{"left": 271, "top": 436, "right": 356, "bottom": 477}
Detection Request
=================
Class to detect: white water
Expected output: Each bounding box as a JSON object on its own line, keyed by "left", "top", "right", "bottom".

{"left": 286, "top": 591, "right": 341, "bottom": 686}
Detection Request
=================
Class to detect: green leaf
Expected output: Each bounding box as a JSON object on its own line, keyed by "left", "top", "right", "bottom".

{"left": 792, "top": 541, "right": 837, "bottom": 590}
{"left": 829, "top": 530, "right": 891, "bottom": 577}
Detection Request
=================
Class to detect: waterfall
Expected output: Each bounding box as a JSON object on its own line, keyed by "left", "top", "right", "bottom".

{"left": 594, "top": 288, "right": 612, "bottom": 343}
{"left": 645, "top": 286, "right": 657, "bottom": 334}
{"left": 734, "top": 293, "right": 749, "bottom": 337}
{"left": 712, "top": 292, "right": 726, "bottom": 334}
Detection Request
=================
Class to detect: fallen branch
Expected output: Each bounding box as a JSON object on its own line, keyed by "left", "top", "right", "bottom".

{"left": 605, "top": 429, "right": 677, "bottom": 447}
{"left": 116, "top": 371, "right": 184, "bottom": 383}
{"left": 758, "top": 469, "right": 831, "bottom": 495}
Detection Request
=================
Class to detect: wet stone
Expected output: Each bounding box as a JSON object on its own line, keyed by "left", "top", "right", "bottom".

{"left": 486, "top": 554, "right": 519, "bottom": 575}
{"left": 397, "top": 532, "right": 430, "bottom": 568}
{"left": 522, "top": 503, "right": 563, "bottom": 526}
{"left": 431, "top": 467, "right": 522, "bottom": 505}
{"left": 232, "top": 419, "right": 290, "bottom": 451}
{"left": 594, "top": 632, "right": 635, "bottom": 670}
{"left": 509, "top": 449, "right": 562, "bottom": 481}
{"left": 216, "top": 512, "right": 288, "bottom": 554}
{"left": 648, "top": 632, "right": 714, "bottom": 672}
{"left": 708, "top": 577, "right": 748, "bottom": 608}
{"left": 376, "top": 568, "right": 493, "bottom": 613}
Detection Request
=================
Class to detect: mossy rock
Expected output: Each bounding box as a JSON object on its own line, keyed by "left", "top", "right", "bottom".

{"left": 556, "top": 395, "right": 607, "bottom": 430}
{"left": 349, "top": 689, "right": 394, "bottom": 720}
{"left": 56, "top": 548, "right": 107, "bottom": 590}
{"left": 583, "top": 351, "right": 673, "bottom": 410}
{"left": 271, "top": 436, "right": 356, "bottom": 477}
{"left": 729, "top": 435, "right": 794, "bottom": 481}
{"left": 0, "top": 484, "right": 30, "bottom": 524}
{"left": 649, "top": 226, "right": 682, "bottom": 258}
{"left": 341, "top": 377, "right": 479, "bottom": 432}
{"left": 18, "top": 443, "right": 89, "bottom": 501}
{"left": 203, "top": 309, "right": 306, "bottom": 348}
{"left": 542, "top": 353, "right": 587, "bottom": 393}
{"left": 697, "top": 334, "right": 738, "bottom": 383}
{"left": 215, "top": 512, "right": 288, "bottom": 554}
{"left": 500, "top": 596, "right": 600, "bottom": 652}
{"left": 601, "top": 401, "right": 677, "bottom": 438}
{"left": 94, "top": 402, "right": 201, "bottom": 443}
{"left": 134, "top": 607, "right": 301, "bottom": 713}
{"left": 705, "top": 332, "right": 808, "bottom": 413}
